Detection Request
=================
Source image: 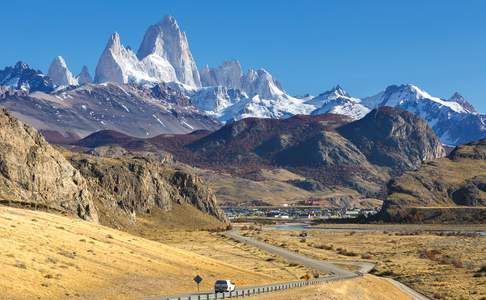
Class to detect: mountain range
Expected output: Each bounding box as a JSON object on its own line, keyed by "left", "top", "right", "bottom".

{"left": 0, "top": 15, "right": 485, "bottom": 145}
{"left": 74, "top": 107, "right": 445, "bottom": 200}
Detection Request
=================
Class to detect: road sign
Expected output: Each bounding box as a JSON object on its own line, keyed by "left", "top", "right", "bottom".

{"left": 194, "top": 275, "right": 203, "bottom": 284}
{"left": 194, "top": 275, "right": 203, "bottom": 292}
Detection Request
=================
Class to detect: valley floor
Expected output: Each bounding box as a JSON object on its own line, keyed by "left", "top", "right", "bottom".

{"left": 2, "top": 205, "right": 482, "bottom": 300}
{"left": 241, "top": 225, "right": 486, "bottom": 300}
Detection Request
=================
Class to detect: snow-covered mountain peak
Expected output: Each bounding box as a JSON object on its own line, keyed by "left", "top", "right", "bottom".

{"left": 364, "top": 84, "right": 467, "bottom": 114}
{"left": 329, "top": 84, "right": 348, "bottom": 97}
{"left": 306, "top": 85, "right": 358, "bottom": 107}
{"left": 448, "top": 92, "right": 477, "bottom": 114}
{"left": 14, "top": 61, "right": 29, "bottom": 71}
{"left": 160, "top": 15, "right": 180, "bottom": 31}
{"left": 306, "top": 85, "right": 369, "bottom": 120}
{"left": 200, "top": 60, "right": 243, "bottom": 89}
{"left": 137, "top": 15, "right": 201, "bottom": 87}
{"left": 94, "top": 31, "right": 177, "bottom": 85}
{"left": 47, "top": 56, "right": 78, "bottom": 86}
{"left": 241, "top": 68, "right": 286, "bottom": 99}
{"left": 77, "top": 66, "right": 92, "bottom": 85}
{"left": 0, "top": 61, "right": 54, "bottom": 92}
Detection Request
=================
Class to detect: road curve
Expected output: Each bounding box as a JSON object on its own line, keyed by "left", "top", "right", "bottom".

{"left": 142, "top": 230, "right": 429, "bottom": 300}
{"left": 224, "top": 230, "right": 430, "bottom": 300}
{"left": 224, "top": 230, "right": 356, "bottom": 278}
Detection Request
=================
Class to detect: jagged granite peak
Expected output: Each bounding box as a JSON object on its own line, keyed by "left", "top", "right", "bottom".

{"left": 0, "top": 61, "right": 54, "bottom": 92}
{"left": 0, "top": 108, "right": 97, "bottom": 221}
{"left": 77, "top": 65, "right": 93, "bottom": 85}
{"left": 190, "top": 62, "right": 319, "bottom": 122}
{"left": 94, "top": 32, "right": 177, "bottom": 84}
{"left": 48, "top": 56, "right": 78, "bottom": 86}
{"left": 137, "top": 15, "right": 201, "bottom": 87}
{"left": 200, "top": 60, "right": 243, "bottom": 89}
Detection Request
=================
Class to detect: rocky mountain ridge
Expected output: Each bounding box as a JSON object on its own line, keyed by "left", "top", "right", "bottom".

{"left": 76, "top": 107, "right": 445, "bottom": 198}
{"left": 0, "top": 107, "right": 227, "bottom": 228}
{"left": 0, "top": 80, "right": 219, "bottom": 139}
{"left": 379, "top": 139, "right": 486, "bottom": 223}
{"left": 0, "top": 108, "right": 97, "bottom": 221}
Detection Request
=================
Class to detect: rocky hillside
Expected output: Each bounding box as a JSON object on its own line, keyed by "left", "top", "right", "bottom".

{"left": 338, "top": 107, "right": 445, "bottom": 174}
{"left": 380, "top": 139, "right": 486, "bottom": 223}
{"left": 0, "top": 108, "right": 97, "bottom": 221}
{"left": 66, "top": 151, "right": 227, "bottom": 228}
{"left": 0, "top": 109, "right": 228, "bottom": 229}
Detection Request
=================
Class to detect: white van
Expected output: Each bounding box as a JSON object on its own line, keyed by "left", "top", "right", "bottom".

{"left": 214, "top": 280, "right": 236, "bottom": 293}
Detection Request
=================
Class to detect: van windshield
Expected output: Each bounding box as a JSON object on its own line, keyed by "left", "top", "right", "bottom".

{"left": 215, "top": 280, "right": 227, "bottom": 284}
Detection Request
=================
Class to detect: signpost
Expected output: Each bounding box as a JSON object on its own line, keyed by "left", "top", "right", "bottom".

{"left": 193, "top": 275, "right": 203, "bottom": 292}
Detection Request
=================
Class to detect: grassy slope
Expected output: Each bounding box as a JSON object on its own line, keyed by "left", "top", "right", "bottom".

{"left": 387, "top": 157, "right": 486, "bottom": 207}
{"left": 0, "top": 206, "right": 304, "bottom": 300}
{"left": 251, "top": 275, "right": 412, "bottom": 300}
{"left": 187, "top": 166, "right": 381, "bottom": 208}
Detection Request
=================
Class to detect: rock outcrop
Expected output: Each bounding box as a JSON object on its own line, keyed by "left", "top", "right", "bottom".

{"left": 66, "top": 152, "right": 228, "bottom": 227}
{"left": 0, "top": 108, "right": 228, "bottom": 229}
{"left": 338, "top": 107, "right": 445, "bottom": 174}
{"left": 0, "top": 108, "right": 97, "bottom": 221}
{"left": 379, "top": 139, "right": 486, "bottom": 223}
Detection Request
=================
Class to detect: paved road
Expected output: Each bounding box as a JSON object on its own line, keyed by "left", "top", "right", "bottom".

{"left": 144, "top": 230, "right": 429, "bottom": 300}
{"left": 224, "top": 230, "right": 356, "bottom": 278}
{"left": 144, "top": 277, "right": 341, "bottom": 300}
{"left": 225, "top": 230, "right": 429, "bottom": 300}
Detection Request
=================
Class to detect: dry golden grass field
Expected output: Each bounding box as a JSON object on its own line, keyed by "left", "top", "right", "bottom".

{"left": 251, "top": 274, "right": 412, "bottom": 300}
{"left": 0, "top": 206, "right": 315, "bottom": 300}
{"left": 243, "top": 227, "right": 486, "bottom": 300}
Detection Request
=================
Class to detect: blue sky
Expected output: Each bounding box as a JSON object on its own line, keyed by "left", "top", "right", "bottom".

{"left": 1, "top": 0, "right": 485, "bottom": 112}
